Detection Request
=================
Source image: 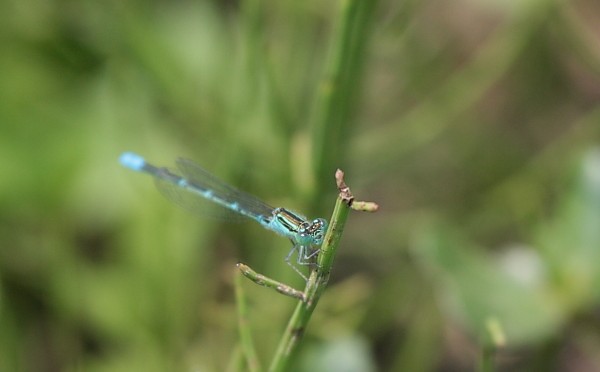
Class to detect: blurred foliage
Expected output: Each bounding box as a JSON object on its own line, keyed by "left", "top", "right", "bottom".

{"left": 1, "top": 0, "right": 600, "bottom": 371}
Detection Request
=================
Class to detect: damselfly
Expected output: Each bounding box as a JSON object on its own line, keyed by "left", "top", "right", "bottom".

{"left": 119, "top": 152, "right": 328, "bottom": 279}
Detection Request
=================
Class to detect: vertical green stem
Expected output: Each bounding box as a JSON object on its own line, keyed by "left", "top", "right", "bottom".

{"left": 478, "top": 317, "right": 505, "bottom": 372}
{"left": 311, "top": 0, "right": 378, "bottom": 202}
{"left": 234, "top": 268, "right": 261, "bottom": 372}
{"left": 268, "top": 194, "right": 351, "bottom": 372}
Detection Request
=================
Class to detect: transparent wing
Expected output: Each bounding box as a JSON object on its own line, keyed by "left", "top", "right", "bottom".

{"left": 150, "top": 158, "right": 275, "bottom": 222}
{"left": 175, "top": 158, "right": 275, "bottom": 219}
{"left": 153, "top": 167, "right": 248, "bottom": 222}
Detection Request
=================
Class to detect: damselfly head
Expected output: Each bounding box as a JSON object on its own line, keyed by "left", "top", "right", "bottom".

{"left": 308, "top": 218, "right": 327, "bottom": 245}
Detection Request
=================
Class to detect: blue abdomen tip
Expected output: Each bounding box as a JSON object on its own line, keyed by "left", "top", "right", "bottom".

{"left": 119, "top": 152, "right": 146, "bottom": 171}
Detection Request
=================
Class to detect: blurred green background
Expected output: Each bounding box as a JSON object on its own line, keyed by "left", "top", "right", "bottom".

{"left": 1, "top": 0, "right": 600, "bottom": 371}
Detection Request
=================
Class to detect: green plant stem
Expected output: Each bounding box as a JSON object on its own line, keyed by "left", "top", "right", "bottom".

{"left": 268, "top": 188, "right": 352, "bottom": 372}
{"left": 478, "top": 317, "right": 505, "bottom": 372}
{"left": 234, "top": 267, "right": 261, "bottom": 372}
{"left": 311, "top": 0, "right": 378, "bottom": 201}
{"left": 237, "top": 263, "right": 306, "bottom": 302}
